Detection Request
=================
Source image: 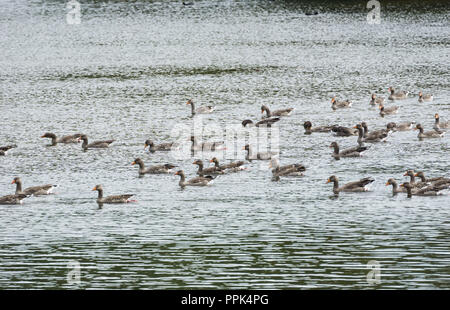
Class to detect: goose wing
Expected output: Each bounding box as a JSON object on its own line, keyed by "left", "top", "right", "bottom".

{"left": 341, "top": 177, "right": 374, "bottom": 191}
{"left": 102, "top": 194, "right": 134, "bottom": 203}
{"left": 88, "top": 140, "right": 115, "bottom": 148}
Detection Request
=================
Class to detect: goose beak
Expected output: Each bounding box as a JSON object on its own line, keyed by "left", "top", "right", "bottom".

{"left": 353, "top": 125, "right": 357, "bottom": 129}
{"left": 209, "top": 159, "right": 213, "bottom": 163}
{"left": 174, "top": 171, "right": 179, "bottom": 175}
{"left": 92, "top": 186, "right": 97, "bottom": 191}
{"left": 11, "top": 180, "right": 15, "bottom": 184}
{"left": 131, "top": 162, "right": 135, "bottom": 165}
{"left": 400, "top": 184, "right": 404, "bottom": 188}
{"left": 326, "top": 179, "right": 331, "bottom": 183}
{"left": 40, "top": 135, "right": 45, "bottom": 138}
{"left": 385, "top": 182, "right": 390, "bottom": 186}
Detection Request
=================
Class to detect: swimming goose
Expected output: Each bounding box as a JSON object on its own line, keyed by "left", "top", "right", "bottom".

{"left": 434, "top": 113, "right": 450, "bottom": 130}
{"left": 186, "top": 99, "right": 214, "bottom": 116}
{"left": 242, "top": 118, "right": 280, "bottom": 128}
{"left": 78, "top": 135, "right": 114, "bottom": 150}
{"left": 271, "top": 165, "right": 305, "bottom": 181}
{"left": 41, "top": 133, "right": 82, "bottom": 146}
{"left": 190, "top": 136, "right": 224, "bottom": 152}
{"left": 385, "top": 178, "right": 406, "bottom": 194}
{"left": 92, "top": 185, "right": 135, "bottom": 204}
{"left": 331, "top": 97, "right": 352, "bottom": 110}
{"left": 400, "top": 182, "right": 448, "bottom": 198}
{"left": 403, "top": 170, "right": 429, "bottom": 188}
{"left": 418, "top": 92, "right": 433, "bottom": 102}
{"left": 388, "top": 87, "right": 408, "bottom": 100}
{"left": 243, "top": 145, "right": 278, "bottom": 161}
{"left": 326, "top": 175, "right": 374, "bottom": 195}
{"left": 269, "top": 157, "right": 305, "bottom": 175}
{"left": 0, "top": 144, "right": 17, "bottom": 156}
{"left": 303, "top": 121, "right": 335, "bottom": 134}
{"left": 210, "top": 157, "right": 245, "bottom": 172}
{"left": 329, "top": 141, "right": 369, "bottom": 159}
{"left": 193, "top": 159, "right": 224, "bottom": 176}
{"left": 144, "top": 140, "right": 173, "bottom": 152}
{"left": 415, "top": 124, "right": 444, "bottom": 139}
{"left": 0, "top": 193, "right": 28, "bottom": 205}
{"left": 414, "top": 171, "right": 450, "bottom": 186}
{"left": 370, "top": 94, "right": 384, "bottom": 105}
{"left": 386, "top": 121, "right": 415, "bottom": 131}
{"left": 331, "top": 126, "right": 358, "bottom": 137}
{"left": 355, "top": 124, "right": 387, "bottom": 144}
{"left": 12, "top": 177, "right": 56, "bottom": 196}
{"left": 379, "top": 104, "right": 399, "bottom": 117}
{"left": 361, "top": 122, "right": 393, "bottom": 139}
{"left": 131, "top": 158, "right": 176, "bottom": 176}
{"left": 261, "top": 105, "right": 294, "bottom": 118}
{"left": 174, "top": 170, "right": 214, "bottom": 188}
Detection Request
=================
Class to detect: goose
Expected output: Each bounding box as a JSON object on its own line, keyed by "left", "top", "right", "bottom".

{"left": 131, "top": 158, "right": 176, "bottom": 176}
{"left": 271, "top": 165, "right": 306, "bottom": 181}
{"left": 0, "top": 144, "right": 17, "bottom": 156}
{"left": 193, "top": 159, "right": 224, "bottom": 176}
{"left": 434, "top": 113, "right": 450, "bottom": 130}
{"left": 78, "top": 135, "right": 114, "bottom": 150}
{"left": 369, "top": 94, "right": 384, "bottom": 105}
{"left": 403, "top": 170, "right": 429, "bottom": 189}
{"left": 243, "top": 144, "right": 278, "bottom": 161}
{"left": 269, "top": 157, "right": 305, "bottom": 175}
{"left": 303, "top": 121, "right": 335, "bottom": 134}
{"left": 379, "top": 104, "right": 399, "bottom": 117}
{"left": 355, "top": 124, "right": 387, "bottom": 144}
{"left": 414, "top": 171, "right": 450, "bottom": 186}
{"left": 329, "top": 141, "right": 369, "bottom": 159}
{"left": 415, "top": 124, "right": 444, "bottom": 139}
{"left": 12, "top": 177, "right": 56, "bottom": 196}
{"left": 261, "top": 105, "right": 294, "bottom": 118}
{"left": 190, "top": 136, "right": 224, "bottom": 152}
{"left": 386, "top": 121, "right": 415, "bottom": 131}
{"left": 361, "top": 122, "right": 394, "bottom": 138}
{"left": 418, "top": 91, "right": 433, "bottom": 102}
{"left": 0, "top": 193, "right": 28, "bottom": 205}
{"left": 242, "top": 118, "right": 280, "bottom": 128}
{"left": 144, "top": 140, "right": 173, "bottom": 152}
{"left": 326, "top": 175, "right": 374, "bottom": 195}
{"left": 92, "top": 185, "right": 135, "bottom": 204}
{"left": 186, "top": 99, "right": 214, "bottom": 116}
{"left": 385, "top": 178, "right": 406, "bottom": 194}
{"left": 210, "top": 157, "right": 245, "bottom": 172}
{"left": 174, "top": 170, "right": 214, "bottom": 188}
{"left": 41, "top": 133, "right": 82, "bottom": 146}
{"left": 331, "top": 126, "right": 358, "bottom": 137}
{"left": 388, "top": 87, "right": 408, "bottom": 100}
{"left": 400, "top": 182, "right": 448, "bottom": 198}
{"left": 331, "top": 97, "right": 352, "bottom": 110}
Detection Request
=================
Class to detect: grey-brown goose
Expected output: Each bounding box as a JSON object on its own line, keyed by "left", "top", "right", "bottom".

{"left": 78, "top": 135, "right": 114, "bottom": 150}
{"left": 193, "top": 159, "right": 224, "bottom": 176}
{"left": 269, "top": 157, "right": 305, "bottom": 175}
{"left": 41, "top": 133, "right": 82, "bottom": 146}
{"left": 12, "top": 177, "right": 56, "bottom": 196}
{"left": 243, "top": 145, "right": 278, "bottom": 161}
{"left": 415, "top": 124, "right": 444, "bottom": 139}
{"left": 361, "top": 122, "right": 393, "bottom": 139}
{"left": 386, "top": 178, "right": 406, "bottom": 194}
{"left": 414, "top": 171, "right": 450, "bottom": 186}
{"left": 0, "top": 193, "right": 28, "bottom": 205}
{"left": 388, "top": 87, "right": 408, "bottom": 100}
{"left": 144, "top": 140, "right": 173, "bottom": 153}
{"left": 400, "top": 182, "right": 448, "bottom": 198}
{"left": 434, "top": 113, "right": 450, "bottom": 130}
{"left": 331, "top": 126, "right": 358, "bottom": 137}
{"left": 174, "top": 170, "right": 214, "bottom": 188}
{"left": 303, "top": 121, "right": 335, "bottom": 134}
{"left": 369, "top": 94, "right": 384, "bottom": 105}
{"left": 403, "top": 170, "right": 429, "bottom": 189}
{"left": 190, "top": 136, "right": 224, "bottom": 152}
{"left": 355, "top": 124, "right": 387, "bottom": 145}
{"left": 261, "top": 105, "right": 294, "bottom": 118}
{"left": 329, "top": 142, "right": 369, "bottom": 159}
{"left": 379, "top": 104, "right": 399, "bottom": 117}
{"left": 387, "top": 121, "right": 415, "bottom": 131}
{"left": 418, "top": 91, "right": 433, "bottom": 103}
{"left": 242, "top": 118, "right": 280, "bottom": 128}
{"left": 331, "top": 97, "right": 352, "bottom": 110}
{"left": 326, "top": 175, "right": 374, "bottom": 195}
{"left": 187, "top": 99, "right": 214, "bottom": 116}
{"left": 210, "top": 157, "right": 245, "bottom": 172}
{"left": 92, "top": 185, "right": 135, "bottom": 204}
{"left": 271, "top": 165, "right": 305, "bottom": 181}
{"left": 0, "top": 144, "right": 17, "bottom": 156}
{"left": 131, "top": 158, "right": 176, "bottom": 176}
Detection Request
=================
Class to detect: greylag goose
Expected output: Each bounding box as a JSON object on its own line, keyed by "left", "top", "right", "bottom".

{"left": 269, "top": 157, "right": 305, "bottom": 175}
{"left": 331, "top": 126, "right": 358, "bottom": 137}
{"left": 303, "top": 121, "right": 335, "bottom": 134}
{"left": 386, "top": 121, "right": 415, "bottom": 131}
{"left": 144, "top": 140, "right": 173, "bottom": 152}
{"left": 361, "top": 122, "right": 393, "bottom": 138}
{"left": 243, "top": 144, "right": 278, "bottom": 161}
{"left": 434, "top": 113, "right": 450, "bottom": 130}
{"left": 355, "top": 124, "right": 387, "bottom": 144}
{"left": 369, "top": 94, "right": 384, "bottom": 105}
{"left": 78, "top": 135, "right": 114, "bottom": 150}
{"left": 326, "top": 175, "right": 374, "bottom": 195}
{"left": 403, "top": 170, "right": 429, "bottom": 188}
{"left": 400, "top": 182, "right": 448, "bottom": 198}
{"left": 261, "top": 105, "right": 294, "bottom": 118}
{"left": 190, "top": 136, "right": 224, "bottom": 152}
{"left": 329, "top": 141, "right": 369, "bottom": 159}
{"left": 174, "top": 170, "right": 214, "bottom": 188}
{"left": 388, "top": 87, "right": 408, "bottom": 100}
{"left": 12, "top": 177, "right": 56, "bottom": 196}
{"left": 92, "top": 185, "right": 135, "bottom": 204}
{"left": 414, "top": 171, "right": 450, "bottom": 186}
{"left": 0, "top": 193, "right": 28, "bottom": 205}
{"left": 186, "top": 99, "right": 214, "bottom": 116}
{"left": 271, "top": 165, "right": 305, "bottom": 181}
{"left": 418, "top": 91, "right": 433, "bottom": 102}
{"left": 41, "top": 133, "right": 82, "bottom": 146}
{"left": 242, "top": 118, "right": 280, "bottom": 128}
{"left": 0, "top": 144, "right": 17, "bottom": 156}
{"left": 415, "top": 124, "right": 444, "bottom": 139}
{"left": 331, "top": 97, "right": 352, "bottom": 110}
{"left": 386, "top": 178, "right": 406, "bottom": 194}
{"left": 210, "top": 157, "right": 245, "bottom": 172}
{"left": 193, "top": 159, "right": 224, "bottom": 176}
{"left": 131, "top": 158, "right": 176, "bottom": 176}
{"left": 379, "top": 104, "right": 399, "bottom": 117}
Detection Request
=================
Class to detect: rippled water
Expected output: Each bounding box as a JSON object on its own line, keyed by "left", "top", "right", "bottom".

{"left": 1, "top": 0, "right": 449, "bottom": 289}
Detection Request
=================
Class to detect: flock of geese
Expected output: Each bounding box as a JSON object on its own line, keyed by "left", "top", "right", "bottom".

{"left": 1, "top": 87, "right": 449, "bottom": 205}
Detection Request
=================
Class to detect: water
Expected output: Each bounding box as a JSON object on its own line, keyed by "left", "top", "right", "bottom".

{"left": 0, "top": 0, "right": 449, "bottom": 289}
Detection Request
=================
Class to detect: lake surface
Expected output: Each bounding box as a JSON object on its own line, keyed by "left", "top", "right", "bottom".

{"left": 0, "top": 0, "right": 449, "bottom": 289}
